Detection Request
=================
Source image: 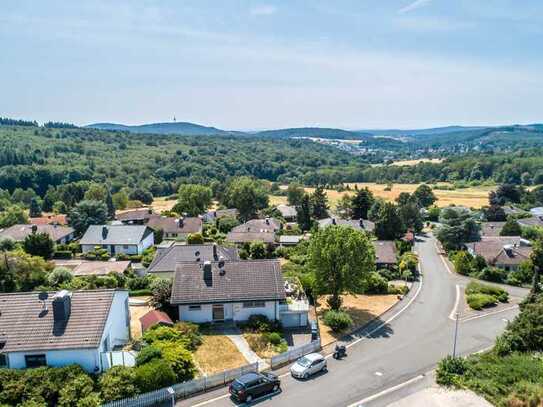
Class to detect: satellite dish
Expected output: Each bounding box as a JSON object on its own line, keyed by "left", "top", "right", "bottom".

{"left": 38, "top": 292, "right": 48, "bottom": 301}
{"left": 195, "top": 251, "right": 200, "bottom": 257}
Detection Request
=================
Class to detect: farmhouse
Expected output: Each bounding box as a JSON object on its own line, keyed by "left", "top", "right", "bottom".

{"left": 80, "top": 225, "right": 154, "bottom": 255}
{"left": 0, "top": 224, "right": 75, "bottom": 244}
{"left": 466, "top": 236, "right": 532, "bottom": 271}
{"left": 147, "top": 216, "right": 203, "bottom": 240}
{"left": 0, "top": 289, "right": 130, "bottom": 373}
{"left": 170, "top": 260, "right": 308, "bottom": 327}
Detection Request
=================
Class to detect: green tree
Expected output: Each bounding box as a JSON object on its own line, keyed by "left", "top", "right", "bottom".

{"left": 129, "top": 188, "right": 153, "bottom": 205}
{"left": 52, "top": 201, "right": 67, "bottom": 214}
{"left": 186, "top": 233, "right": 204, "bottom": 244}
{"left": 23, "top": 232, "right": 55, "bottom": 260}
{"left": 286, "top": 183, "right": 305, "bottom": 206}
{"left": 216, "top": 216, "right": 239, "bottom": 233}
{"left": 368, "top": 199, "right": 385, "bottom": 222}
{"left": 112, "top": 190, "right": 129, "bottom": 210}
{"left": 310, "top": 185, "right": 329, "bottom": 219}
{"left": 58, "top": 375, "right": 96, "bottom": 407}
{"left": 452, "top": 251, "right": 474, "bottom": 276}
{"left": 174, "top": 184, "right": 212, "bottom": 216}
{"left": 308, "top": 225, "right": 375, "bottom": 310}
{"left": 398, "top": 202, "right": 423, "bottom": 233}
{"left": 436, "top": 207, "right": 480, "bottom": 251}
{"left": 29, "top": 197, "right": 42, "bottom": 218}
{"left": 336, "top": 195, "right": 353, "bottom": 219}
{"left": 105, "top": 189, "right": 115, "bottom": 219}
{"left": 500, "top": 219, "right": 522, "bottom": 236}
{"left": 69, "top": 200, "right": 108, "bottom": 236}
{"left": 154, "top": 340, "right": 196, "bottom": 382}
{"left": 222, "top": 177, "right": 269, "bottom": 222}
{"left": 98, "top": 366, "right": 139, "bottom": 402}
{"left": 134, "top": 359, "right": 176, "bottom": 392}
{"left": 84, "top": 184, "right": 107, "bottom": 202}
{"left": 297, "top": 193, "right": 313, "bottom": 231}
{"left": 413, "top": 184, "right": 437, "bottom": 208}
{"left": 0, "top": 206, "right": 29, "bottom": 228}
{"left": 149, "top": 278, "right": 172, "bottom": 309}
{"left": 395, "top": 192, "right": 413, "bottom": 206}
{"left": 352, "top": 187, "right": 374, "bottom": 219}
{"left": 249, "top": 240, "right": 267, "bottom": 259}
{"left": 374, "top": 202, "right": 404, "bottom": 240}
{"left": 47, "top": 267, "right": 73, "bottom": 287}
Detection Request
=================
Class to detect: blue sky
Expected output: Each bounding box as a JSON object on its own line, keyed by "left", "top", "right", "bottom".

{"left": 1, "top": 0, "right": 542, "bottom": 129}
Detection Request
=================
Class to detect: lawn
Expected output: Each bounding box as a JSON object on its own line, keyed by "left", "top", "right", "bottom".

{"left": 193, "top": 333, "right": 248, "bottom": 375}
{"left": 316, "top": 294, "right": 399, "bottom": 345}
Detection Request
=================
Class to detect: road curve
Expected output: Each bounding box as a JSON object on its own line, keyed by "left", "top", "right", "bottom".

{"left": 179, "top": 235, "right": 520, "bottom": 407}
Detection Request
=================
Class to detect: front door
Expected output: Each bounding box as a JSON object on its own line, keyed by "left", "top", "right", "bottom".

{"left": 212, "top": 304, "right": 225, "bottom": 321}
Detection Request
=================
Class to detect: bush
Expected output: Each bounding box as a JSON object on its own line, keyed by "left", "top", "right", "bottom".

{"left": 135, "top": 345, "right": 162, "bottom": 366}
{"left": 242, "top": 314, "right": 282, "bottom": 333}
{"left": 388, "top": 284, "right": 409, "bottom": 295}
{"left": 264, "top": 332, "right": 282, "bottom": 346}
{"left": 186, "top": 233, "right": 204, "bottom": 244}
{"left": 98, "top": 366, "right": 139, "bottom": 402}
{"left": 476, "top": 267, "right": 507, "bottom": 284}
{"left": 323, "top": 310, "right": 353, "bottom": 332}
{"left": 466, "top": 293, "right": 497, "bottom": 310}
{"left": 47, "top": 267, "right": 73, "bottom": 287}
{"left": 174, "top": 322, "right": 202, "bottom": 351}
{"left": 142, "top": 326, "right": 182, "bottom": 344}
{"left": 436, "top": 356, "right": 467, "bottom": 386}
{"left": 149, "top": 278, "right": 172, "bottom": 309}
{"left": 134, "top": 359, "right": 176, "bottom": 392}
{"left": 153, "top": 341, "right": 196, "bottom": 382}
{"left": 362, "top": 272, "right": 389, "bottom": 294}
{"left": 466, "top": 281, "right": 509, "bottom": 302}
{"left": 53, "top": 250, "right": 73, "bottom": 259}
{"left": 128, "top": 289, "right": 153, "bottom": 297}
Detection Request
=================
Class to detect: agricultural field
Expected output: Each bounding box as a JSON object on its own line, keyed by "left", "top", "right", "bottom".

{"left": 390, "top": 158, "right": 443, "bottom": 166}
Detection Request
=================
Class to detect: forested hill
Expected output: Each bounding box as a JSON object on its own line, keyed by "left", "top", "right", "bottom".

{"left": 254, "top": 127, "right": 371, "bottom": 139}
{"left": 87, "top": 121, "right": 237, "bottom": 136}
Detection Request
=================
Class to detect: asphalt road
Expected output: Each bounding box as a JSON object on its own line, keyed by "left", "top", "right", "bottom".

{"left": 180, "top": 235, "right": 522, "bottom": 407}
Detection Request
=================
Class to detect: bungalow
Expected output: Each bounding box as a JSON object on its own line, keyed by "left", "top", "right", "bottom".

{"left": 0, "top": 224, "right": 75, "bottom": 244}
{"left": 203, "top": 208, "right": 239, "bottom": 223}
{"left": 318, "top": 217, "right": 375, "bottom": 233}
{"left": 276, "top": 204, "right": 297, "bottom": 221}
{"left": 465, "top": 236, "right": 532, "bottom": 271}
{"left": 373, "top": 240, "right": 398, "bottom": 269}
{"left": 80, "top": 225, "right": 154, "bottom": 256}
{"left": 170, "top": 260, "right": 308, "bottom": 327}
{"left": 226, "top": 218, "right": 281, "bottom": 245}
{"left": 0, "top": 289, "right": 130, "bottom": 373}
{"left": 116, "top": 208, "right": 155, "bottom": 225}
{"left": 30, "top": 214, "right": 68, "bottom": 226}
{"left": 481, "top": 222, "right": 506, "bottom": 237}
{"left": 147, "top": 243, "right": 240, "bottom": 278}
{"left": 147, "top": 216, "right": 203, "bottom": 240}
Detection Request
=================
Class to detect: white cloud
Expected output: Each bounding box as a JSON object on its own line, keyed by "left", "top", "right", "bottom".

{"left": 398, "top": 0, "right": 433, "bottom": 14}
{"left": 250, "top": 5, "right": 277, "bottom": 16}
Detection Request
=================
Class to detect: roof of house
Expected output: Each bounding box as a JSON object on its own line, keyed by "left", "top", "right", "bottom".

{"left": 30, "top": 214, "right": 68, "bottom": 226}
{"left": 0, "top": 289, "right": 121, "bottom": 353}
{"left": 373, "top": 240, "right": 397, "bottom": 265}
{"left": 139, "top": 310, "right": 173, "bottom": 332}
{"left": 466, "top": 237, "right": 532, "bottom": 266}
{"left": 279, "top": 235, "right": 303, "bottom": 244}
{"left": 226, "top": 231, "right": 277, "bottom": 244}
{"left": 0, "top": 224, "right": 74, "bottom": 242}
{"left": 147, "top": 244, "right": 240, "bottom": 274}
{"left": 170, "top": 260, "right": 286, "bottom": 304}
{"left": 481, "top": 222, "right": 506, "bottom": 237}
{"left": 80, "top": 225, "right": 153, "bottom": 245}
{"left": 72, "top": 261, "right": 131, "bottom": 277}
{"left": 231, "top": 218, "right": 282, "bottom": 233}
{"left": 116, "top": 208, "right": 155, "bottom": 222}
{"left": 205, "top": 209, "right": 238, "bottom": 220}
{"left": 146, "top": 216, "right": 203, "bottom": 234}
{"left": 530, "top": 207, "right": 543, "bottom": 216}
{"left": 517, "top": 216, "right": 543, "bottom": 228}
{"left": 276, "top": 204, "right": 297, "bottom": 218}
{"left": 318, "top": 217, "right": 375, "bottom": 232}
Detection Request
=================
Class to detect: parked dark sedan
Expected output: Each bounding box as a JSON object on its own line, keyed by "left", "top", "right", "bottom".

{"left": 229, "top": 372, "right": 281, "bottom": 403}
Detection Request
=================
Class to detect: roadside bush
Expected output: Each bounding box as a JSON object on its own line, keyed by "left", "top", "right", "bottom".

{"left": 466, "top": 281, "right": 509, "bottom": 302}
{"left": 466, "top": 293, "right": 497, "bottom": 310}
{"left": 57, "top": 375, "right": 97, "bottom": 407}
{"left": 153, "top": 341, "right": 196, "bottom": 382}
{"left": 436, "top": 356, "right": 467, "bottom": 386}
{"left": 362, "top": 272, "right": 388, "bottom": 294}
{"left": 98, "top": 366, "right": 139, "bottom": 402}
{"left": 134, "top": 359, "right": 176, "bottom": 392}
{"left": 242, "top": 314, "right": 282, "bottom": 333}
{"left": 476, "top": 267, "right": 507, "bottom": 284}
{"left": 323, "top": 310, "right": 353, "bottom": 332}
{"left": 174, "top": 322, "right": 202, "bottom": 351}
{"left": 387, "top": 284, "right": 409, "bottom": 295}
{"left": 135, "top": 345, "right": 162, "bottom": 366}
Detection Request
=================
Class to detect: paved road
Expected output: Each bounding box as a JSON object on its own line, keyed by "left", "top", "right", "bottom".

{"left": 180, "top": 235, "right": 522, "bottom": 407}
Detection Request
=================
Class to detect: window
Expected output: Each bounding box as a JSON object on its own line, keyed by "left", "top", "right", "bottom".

{"left": 0, "top": 354, "right": 7, "bottom": 368}
{"left": 188, "top": 305, "right": 201, "bottom": 311}
{"left": 25, "top": 354, "right": 46, "bottom": 368}
{"left": 243, "top": 301, "right": 266, "bottom": 308}
{"left": 123, "top": 245, "right": 129, "bottom": 250}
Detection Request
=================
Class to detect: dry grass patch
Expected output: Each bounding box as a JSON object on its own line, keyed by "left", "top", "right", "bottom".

{"left": 243, "top": 333, "right": 286, "bottom": 359}
{"left": 129, "top": 301, "right": 152, "bottom": 339}
{"left": 151, "top": 196, "right": 177, "bottom": 213}
{"left": 317, "top": 294, "right": 399, "bottom": 345}
{"left": 390, "top": 158, "right": 444, "bottom": 166}
{"left": 193, "top": 333, "right": 248, "bottom": 375}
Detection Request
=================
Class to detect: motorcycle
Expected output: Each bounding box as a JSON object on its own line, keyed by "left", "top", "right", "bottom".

{"left": 333, "top": 344, "right": 347, "bottom": 359}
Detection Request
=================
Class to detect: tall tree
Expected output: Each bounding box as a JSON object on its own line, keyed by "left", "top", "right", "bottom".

{"left": 436, "top": 207, "right": 480, "bottom": 251}
{"left": 69, "top": 200, "right": 108, "bottom": 236}
{"left": 174, "top": 184, "right": 213, "bottom": 216}
{"left": 105, "top": 189, "right": 116, "bottom": 220}
{"left": 483, "top": 204, "right": 506, "bottom": 222}
{"left": 500, "top": 219, "right": 522, "bottom": 236}
{"left": 308, "top": 225, "right": 375, "bottom": 310}
{"left": 368, "top": 199, "right": 385, "bottom": 222}
{"left": 23, "top": 232, "right": 55, "bottom": 260}
{"left": 0, "top": 206, "right": 29, "bottom": 228}
{"left": 336, "top": 195, "right": 353, "bottom": 219}
{"left": 222, "top": 177, "right": 269, "bottom": 222}
{"left": 398, "top": 202, "right": 423, "bottom": 233}
{"left": 375, "top": 202, "right": 404, "bottom": 240}
{"left": 297, "top": 193, "right": 313, "bottom": 231}
{"left": 413, "top": 184, "right": 437, "bottom": 208}
{"left": 286, "top": 183, "right": 305, "bottom": 206}
{"left": 529, "top": 239, "right": 543, "bottom": 299}
{"left": 29, "top": 197, "right": 42, "bottom": 218}
{"left": 84, "top": 183, "right": 107, "bottom": 202}
{"left": 310, "top": 186, "right": 329, "bottom": 219}
{"left": 351, "top": 187, "right": 374, "bottom": 219}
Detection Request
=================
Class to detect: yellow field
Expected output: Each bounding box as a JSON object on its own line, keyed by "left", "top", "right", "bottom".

{"left": 271, "top": 182, "right": 493, "bottom": 209}
{"left": 390, "top": 158, "right": 443, "bottom": 166}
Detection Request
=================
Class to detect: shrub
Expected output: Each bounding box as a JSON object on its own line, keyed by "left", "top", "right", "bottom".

{"left": 467, "top": 293, "right": 497, "bottom": 310}
{"left": 47, "top": 267, "right": 73, "bottom": 287}
{"left": 362, "top": 272, "right": 389, "bottom": 294}
{"left": 242, "top": 314, "right": 281, "bottom": 333}
{"left": 186, "top": 233, "right": 204, "bottom": 244}
{"left": 135, "top": 345, "right": 162, "bottom": 366}
{"left": 477, "top": 267, "right": 507, "bottom": 284}
{"left": 53, "top": 250, "right": 72, "bottom": 259}
{"left": 265, "top": 332, "right": 282, "bottom": 346}
{"left": 466, "top": 281, "right": 509, "bottom": 302}
{"left": 149, "top": 278, "right": 172, "bottom": 309}
{"left": 436, "top": 356, "right": 467, "bottom": 386}
{"left": 142, "top": 326, "right": 182, "bottom": 345}
{"left": 153, "top": 341, "right": 196, "bottom": 382}
{"left": 134, "top": 359, "right": 176, "bottom": 392}
{"left": 388, "top": 284, "right": 409, "bottom": 295}
{"left": 174, "top": 322, "right": 202, "bottom": 351}
{"left": 128, "top": 289, "right": 153, "bottom": 297}
{"left": 323, "top": 310, "right": 353, "bottom": 332}
{"left": 57, "top": 375, "right": 96, "bottom": 407}
{"left": 98, "top": 366, "right": 139, "bottom": 402}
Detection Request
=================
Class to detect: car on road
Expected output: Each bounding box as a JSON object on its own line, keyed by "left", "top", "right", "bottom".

{"left": 290, "top": 353, "right": 327, "bottom": 379}
{"left": 229, "top": 372, "right": 281, "bottom": 403}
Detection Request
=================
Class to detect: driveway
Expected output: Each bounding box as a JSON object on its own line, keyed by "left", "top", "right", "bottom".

{"left": 178, "top": 234, "right": 522, "bottom": 407}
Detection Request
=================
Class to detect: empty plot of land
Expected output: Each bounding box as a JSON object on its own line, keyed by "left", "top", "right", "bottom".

{"left": 193, "top": 333, "right": 248, "bottom": 375}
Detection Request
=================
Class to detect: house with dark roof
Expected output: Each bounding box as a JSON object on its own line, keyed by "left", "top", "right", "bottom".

{"left": 466, "top": 237, "right": 532, "bottom": 271}
{"left": 80, "top": 225, "right": 154, "bottom": 255}
{"left": 170, "top": 260, "right": 308, "bottom": 327}
{"left": 116, "top": 208, "right": 155, "bottom": 224}
{"left": 147, "top": 243, "right": 240, "bottom": 278}
{"left": 226, "top": 218, "right": 281, "bottom": 245}
{"left": 481, "top": 222, "right": 506, "bottom": 237}
{"left": 0, "top": 224, "right": 75, "bottom": 244}
{"left": 517, "top": 216, "right": 543, "bottom": 228}
{"left": 0, "top": 289, "right": 130, "bottom": 372}
{"left": 146, "top": 215, "right": 203, "bottom": 240}
{"left": 203, "top": 208, "right": 239, "bottom": 223}
{"left": 318, "top": 217, "right": 375, "bottom": 233}
{"left": 276, "top": 204, "right": 297, "bottom": 221}
{"left": 373, "top": 241, "right": 398, "bottom": 268}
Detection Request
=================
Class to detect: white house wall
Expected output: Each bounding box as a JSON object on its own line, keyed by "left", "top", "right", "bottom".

{"left": 178, "top": 301, "right": 278, "bottom": 323}
{"left": 7, "top": 348, "right": 100, "bottom": 373}
{"left": 100, "top": 291, "right": 131, "bottom": 352}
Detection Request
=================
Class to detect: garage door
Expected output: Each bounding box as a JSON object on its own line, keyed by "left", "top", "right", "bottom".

{"left": 281, "top": 313, "right": 301, "bottom": 328}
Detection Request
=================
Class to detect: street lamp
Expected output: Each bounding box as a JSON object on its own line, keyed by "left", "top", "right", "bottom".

{"left": 452, "top": 312, "right": 459, "bottom": 358}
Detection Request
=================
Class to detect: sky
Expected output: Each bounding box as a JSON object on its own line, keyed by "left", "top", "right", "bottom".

{"left": 1, "top": 0, "right": 542, "bottom": 130}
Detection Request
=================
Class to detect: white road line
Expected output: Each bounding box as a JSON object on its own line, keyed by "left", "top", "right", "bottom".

{"left": 191, "top": 393, "right": 230, "bottom": 407}
{"left": 448, "top": 284, "right": 461, "bottom": 321}
{"left": 435, "top": 241, "right": 454, "bottom": 275}
{"left": 346, "top": 374, "right": 425, "bottom": 407}
{"left": 461, "top": 305, "right": 519, "bottom": 323}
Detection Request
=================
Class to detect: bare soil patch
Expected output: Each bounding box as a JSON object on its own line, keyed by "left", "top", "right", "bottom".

{"left": 193, "top": 333, "right": 248, "bottom": 375}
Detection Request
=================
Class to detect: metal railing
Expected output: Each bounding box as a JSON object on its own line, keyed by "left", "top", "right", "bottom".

{"left": 270, "top": 339, "right": 321, "bottom": 369}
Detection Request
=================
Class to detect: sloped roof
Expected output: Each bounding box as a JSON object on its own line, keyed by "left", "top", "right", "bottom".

{"left": 481, "top": 222, "right": 506, "bottom": 237}
{"left": 0, "top": 289, "right": 121, "bottom": 352}
{"left": 116, "top": 208, "right": 155, "bottom": 222}
{"left": 30, "top": 214, "right": 68, "bottom": 226}
{"left": 80, "top": 225, "right": 152, "bottom": 245}
{"left": 147, "top": 216, "right": 202, "bottom": 234}
{"left": 205, "top": 209, "right": 238, "bottom": 220}
{"left": 517, "top": 216, "right": 543, "bottom": 228}
{"left": 466, "top": 237, "right": 532, "bottom": 266}
{"left": 373, "top": 240, "right": 397, "bottom": 265}
{"left": 231, "top": 218, "right": 281, "bottom": 233}
{"left": 139, "top": 310, "right": 173, "bottom": 332}
{"left": 0, "top": 224, "right": 74, "bottom": 242}
{"left": 147, "top": 244, "right": 239, "bottom": 274}
{"left": 170, "top": 260, "right": 286, "bottom": 304}
{"left": 226, "top": 231, "right": 277, "bottom": 244}
{"left": 318, "top": 217, "right": 375, "bottom": 232}
{"left": 72, "top": 261, "right": 131, "bottom": 276}
{"left": 276, "top": 205, "right": 297, "bottom": 218}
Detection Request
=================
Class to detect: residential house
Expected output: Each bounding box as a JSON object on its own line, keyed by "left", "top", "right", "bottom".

{"left": 517, "top": 216, "right": 543, "bottom": 228}
{"left": 203, "top": 208, "right": 238, "bottom": 223}
{"left": 466, "top": 236, "right": 532, "bottom": 271}
{"left": 170, "top": 260, "right": 308, "bottom": 327}
{"left": 0, "top": 224, "right": 75, "bottom": 244}
{"left": 147, "top": 243, "right": 240, "bottom": 278}
{"left": 116, "top": 208, "right": 155, "bottom": 225}
{"left": 373, "top": 240, "right": 398, "bottom": 269}
{"left": 481, "top": 222, "right": 506, "bottom": 237}
{"left": 318, "top": 217, "right": 375, "bottom": 233}
{"left": 276, "top": 204, "right": 297, "bottom": 221}
{"left": 80, "top": 225, "right": 154, "bottom": 255}
{"left": 530, "top": 207, "right": 543, "bottom": 217}
{"left": 226, "top": 217, "right": 281, "bottom": 245}
{"left": 139, "top": 310, "right": 174, "bottom": 333}
{"left": 30, "top": 214, "right": 68, "bottom": 226}
{"left": 0, "top": 289, "right": 130, "bottom": 373}
{"left": 147, "top": 216, "right": 203, "bottom": 240}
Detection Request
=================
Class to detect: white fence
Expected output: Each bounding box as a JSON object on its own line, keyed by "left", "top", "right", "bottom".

{"left": 270, "top": 339, "right": 321, "bottom": 369}
{"left": 101, "top": 351, "right": 136, "bottom": 371}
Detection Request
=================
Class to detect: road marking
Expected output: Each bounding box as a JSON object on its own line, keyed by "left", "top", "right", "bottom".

{"left": 435, "top": 240, "right": 454, "bottom": 275}
{"left": 461, "top": 305, "right": 519, "bottom": 322}
{"left": 448, "top": 284, "right": 461, "bottom": 320}
{"left": 346, "top": 374, "right": 425, "bottom": 407}
{"left": 191, "top": 393, "right": 230, "bottom": 407}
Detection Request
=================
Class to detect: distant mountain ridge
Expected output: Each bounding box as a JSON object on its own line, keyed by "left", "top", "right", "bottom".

{"left": 87, "top": 121, "right": 236, "bottom": 136}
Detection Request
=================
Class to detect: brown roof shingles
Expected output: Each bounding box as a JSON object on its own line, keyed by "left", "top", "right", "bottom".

{"left": 373, "top": 240, "right": 397, "bottom": 265}
{"left": 147, "top": 216, "right": 203, "bottom": 234}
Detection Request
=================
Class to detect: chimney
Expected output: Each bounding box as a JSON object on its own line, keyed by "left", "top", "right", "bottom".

{"left": 178, "top": 217, "right": 184, "bottom": 227}
{"left": 332, "top": 218, "right": 337, "bottom": 225}
{"left": 359, "top": 219, "right": 364, "bottom": 228}
{"left": 148, "top": 208, "right": 153, "bottom": 214}
{"left": 52, "top": 290, "right": 72, "bottom": 322}
{"left": 213, "top": 243, "right": 218, "bottom": 261}
{"left": 265, "top": 217, "right": 270, "bottom": 225}
{"left": 102, "top": 226, "right": 109, "bottom": 240}
{"left": 218, "top": 256, "right": 226, "bottom": 275}
{"left": 31, "top": 224, "right": 38, "bottom": 234}
{"left": 203, "top": 261, "right": 213, "bottom": 285}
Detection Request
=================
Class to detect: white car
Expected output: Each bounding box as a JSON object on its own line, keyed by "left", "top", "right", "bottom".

{"left": 290, "top": 353, "right": 327, "bottom": 379}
